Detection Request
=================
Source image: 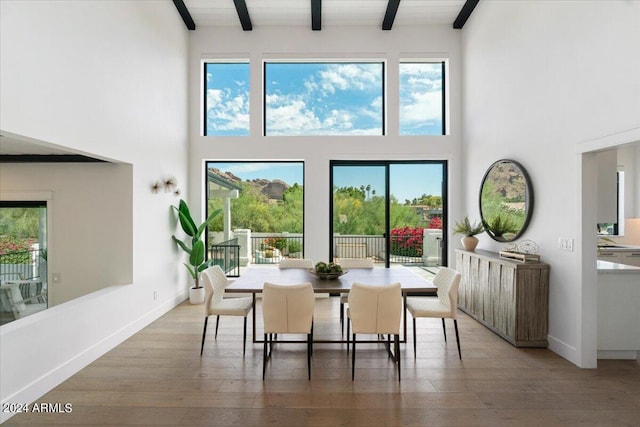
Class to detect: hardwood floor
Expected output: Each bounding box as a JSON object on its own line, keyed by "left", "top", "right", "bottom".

{"left": 7, "top": 297, "right": 640, "bottom": 426}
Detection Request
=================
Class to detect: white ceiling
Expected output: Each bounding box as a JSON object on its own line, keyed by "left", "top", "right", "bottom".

{"left": 184, "top": 0, "right": 467, "bottom": 28}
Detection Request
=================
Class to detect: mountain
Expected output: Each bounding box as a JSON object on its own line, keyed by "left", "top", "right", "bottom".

{"left": 210, "top": 168, "right": 290, "bottom": 200}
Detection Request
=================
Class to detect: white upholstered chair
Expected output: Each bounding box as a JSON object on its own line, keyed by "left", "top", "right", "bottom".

{"left": 337, "top": 258, "right": 374, "bottom": 334}
{"left": 347, "top": 282, "right": 402, "bottom": 381}
{"left": 0, "top": 282, "right": 47, "bottom": 320}
{"left": 406, "top": 267, "right": 462, "bottom": 359}
{"left": 262, "top": 282, "right": 315, "bottom": 380}
{"left": 200, "top": 265, "right": 253, "bottom": 357}
{"left": 278, "top": 258, "right": 314, "bottom": 269}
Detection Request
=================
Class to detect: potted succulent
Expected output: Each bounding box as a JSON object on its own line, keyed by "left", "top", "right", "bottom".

{"left": 484, "top": 214, "right": 519, "bottom": 240}
{"left": 172, "top": 199, "right": 221, "bottom": 304}
{"left": 453, "top": 216, "right": 484, "bottom": 252}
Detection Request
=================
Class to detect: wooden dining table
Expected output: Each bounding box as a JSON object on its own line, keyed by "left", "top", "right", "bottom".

{"left": 226, "top": 266, "right": 437, "bottom": 344}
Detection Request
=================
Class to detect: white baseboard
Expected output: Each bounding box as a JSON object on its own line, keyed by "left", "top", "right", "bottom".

{"left": 0, "top": 290, "right": 187, "bottom": 424}
{"left": 597, "top": 350, "right": 639, "bottom": 360}
{"left": 547, "top": 334, "right": 582, "bottom": 367}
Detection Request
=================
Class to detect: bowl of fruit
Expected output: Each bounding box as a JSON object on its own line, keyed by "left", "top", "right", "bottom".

{"left": 310, "top": 262, "right": 346, "bottom": 279}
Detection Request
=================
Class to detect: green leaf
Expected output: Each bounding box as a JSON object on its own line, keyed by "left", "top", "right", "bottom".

{"left": 197, "top": 259, "right": 214, "bottom": 273}
{"left": 190, "top": 240, "right": 205, "bottom": 266}
{"left": 195, "top": 208, "right": 221, "bottom": 239}
{"left": 175, "top": 200, "right": 197, "bottom": 237}
{"left": 172, "top": 235, "right": 191, "bottom": 255}
{"left": 183, "top": 263, "right": 197, "bottom": 280}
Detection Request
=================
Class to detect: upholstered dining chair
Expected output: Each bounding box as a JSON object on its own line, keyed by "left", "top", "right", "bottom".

{"left": 262, "top": 282, "right": 315, "bottom": 380}
{"left": 278, "top": 258, "right": 314, "bottom": 269}
{"left": 337, "top": 258, "right": 374, "bottom": 334}
{"left": 200, "top": 265, "right": 253, "bottom": 357}
{"left": 347, "top": 282, "right": 402, "bottom": 381}
{"left": 406, "top": 266, "right": 462, "bottom": 359}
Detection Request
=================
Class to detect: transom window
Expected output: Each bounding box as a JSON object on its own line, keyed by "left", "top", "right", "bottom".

{"left": 399, "top": 62, "right": 445, "bottom": 135}
{"left": 204, "top": 62, "right": 250, "bottom": 136}
{"left": 264, "top": 62, "right": 384, "bottom": 136}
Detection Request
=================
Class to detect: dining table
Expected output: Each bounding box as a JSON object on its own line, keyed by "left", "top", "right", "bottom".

{"left": 226, "top": 266, "right": 437, "bottom": 344}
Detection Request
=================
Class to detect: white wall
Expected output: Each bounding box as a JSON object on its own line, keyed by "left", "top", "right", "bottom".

{"left": 0, "top": 2, "right": 189, "bottom": 421}
{"left": 188, "top": 25, "right": 463, "bottom": 265}
{"left": 462, "top": 1, "right": 640, "bottom": 367}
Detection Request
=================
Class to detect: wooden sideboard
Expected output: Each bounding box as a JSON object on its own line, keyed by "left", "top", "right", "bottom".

{"left": 455, "top": 249, "right": 550, "bottom": 347}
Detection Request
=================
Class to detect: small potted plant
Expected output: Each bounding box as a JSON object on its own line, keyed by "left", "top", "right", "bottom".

{"left": 172, "top": 199, "right": 221, "bottom": 304}
{"left": 453, "top": 216, "right": 484, "bottom": 252}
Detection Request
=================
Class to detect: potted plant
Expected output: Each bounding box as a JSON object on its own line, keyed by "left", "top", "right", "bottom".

{"left": 453, "top": 216, "right": 484, "bottom": 252}
{"left": 172, "top": 199, "right": 221, "bottom": 304}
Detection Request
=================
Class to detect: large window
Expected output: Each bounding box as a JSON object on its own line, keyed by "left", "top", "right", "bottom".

{"left": 204, "top": 62, "right": 250, "bottom": 136}
{"left": 264, "top": 62, "right": 384, "bottom": 136}
{"left": 206, "top": 161, "right": 305, "bottom": 267}
{"left": 399, "top": 62, "right": 445, "bottom": 135}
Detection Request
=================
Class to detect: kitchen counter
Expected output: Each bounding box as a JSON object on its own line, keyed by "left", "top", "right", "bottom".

{"left": 597, "top": 260, "right": 640, "bottom": 273}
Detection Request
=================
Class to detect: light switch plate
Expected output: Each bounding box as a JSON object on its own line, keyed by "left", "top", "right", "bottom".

{"left": 558, "top": 237, "right": 574, "bottom": 252}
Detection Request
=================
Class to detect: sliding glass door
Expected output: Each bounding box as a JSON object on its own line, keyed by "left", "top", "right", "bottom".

{"left": 330, "top": 161, "right": 446, "bottom": 267}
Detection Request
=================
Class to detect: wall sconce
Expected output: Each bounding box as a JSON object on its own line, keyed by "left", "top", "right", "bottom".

{"left": 151, "top": 177, "right": 180, "bottom": 196}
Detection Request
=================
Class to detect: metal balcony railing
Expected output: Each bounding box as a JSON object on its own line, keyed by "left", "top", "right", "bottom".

{"left": 210, "top": 238, "right": 240, "bottom": 277}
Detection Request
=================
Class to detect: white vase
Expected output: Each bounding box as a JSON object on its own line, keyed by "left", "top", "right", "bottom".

{"left": 189, "top": 286, "right": 205, "bottom": 304}
{"left": 461, "top": 236, "right": 479, "bottom": 252}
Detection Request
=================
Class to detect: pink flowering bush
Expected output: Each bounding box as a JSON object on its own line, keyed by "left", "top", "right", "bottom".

{"left": 390, "top": 226, "right": 424, "bottom": 257}
{"left": 0, "top": 236, "right": 36, "bottom": 263}
{"left": 428, "top": 217, "right": 443, "bottom": 230}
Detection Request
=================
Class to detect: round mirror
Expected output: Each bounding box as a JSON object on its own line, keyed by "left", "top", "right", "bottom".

{"left": 479, "top": 159, "right": 534, "bottom": 242}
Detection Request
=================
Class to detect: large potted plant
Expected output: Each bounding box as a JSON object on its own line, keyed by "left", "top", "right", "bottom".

{"left": 453, "top": 216, "right": 484, "bottom": 252}
{"left": 172, "top": 199, "right": 221, "bottom": 304}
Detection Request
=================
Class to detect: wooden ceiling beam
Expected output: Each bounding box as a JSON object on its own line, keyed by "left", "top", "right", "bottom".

{"left": 382, "top": 0, "right": 401, "bottom": 31}
{"left": 453, "top": 0, "right": 479, "bottom": 29}
{"left": 172, "top": 0, "right": 196, "bottom": 31}
{"left": 311, "top": 0, "right": 322, "bottom": 31}
{"left": 234, "top": 0, "right": 253, "bottom": 31}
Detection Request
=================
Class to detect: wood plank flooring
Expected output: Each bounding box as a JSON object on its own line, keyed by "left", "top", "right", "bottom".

{"left": 6, "top": 297, "right": 640, "bottom": 426}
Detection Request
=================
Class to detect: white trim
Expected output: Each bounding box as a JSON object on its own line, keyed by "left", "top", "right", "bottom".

{"left": 576, "top": 126, "right": 640, "bottom": 154}
{"left": 0, "top": 288, "right": 187, "bottom": 424}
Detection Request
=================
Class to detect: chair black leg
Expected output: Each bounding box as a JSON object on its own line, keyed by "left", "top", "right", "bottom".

{"left": 413, "top": 317, "right": 417, "bottom": 359}
{"left": 395, "top": 334, "right": 401, "bottom": 382}
{"left": 307, "top": 333, "right": 312, "bottom": 380}
{"left": 309, "top": 319, "right": 313, "bottom": 357}
{"left": 387, "top": 334, "right": 392, "bottom": 359}
{"left": 215, "top": 315, "right": 220, "bottom": 339}
{"left": 441, "top": 318, "right": 447, "bottom": 342}
{"left": 200, "top": 317, "right": 209, "bottom": 356}
{"left": 346, "top": 317, "right": 350, "bottom": 354}
{"left": 262, "top": 333, "right": 268, "bottom": 380}
{"left": 351, "top": 334, "right": 356, "bottom": 381}
{"left": 340, "top": 301, "right": 344, "bottom": 334}
{"left": 243, "top": 316, "right": 248, "bottom": 357}
{"left": 454, "top": 319, "right": 461, "bottom": 359}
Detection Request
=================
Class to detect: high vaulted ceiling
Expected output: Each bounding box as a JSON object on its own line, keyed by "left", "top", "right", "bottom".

{"left": 176, "top": 0, "right": 478, "bottom": 31}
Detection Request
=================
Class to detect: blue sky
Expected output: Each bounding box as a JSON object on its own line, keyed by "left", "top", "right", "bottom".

{"left": 210, "top": 162, "right": 442, "bottom": 203}
{"left": 205, "top": 62, "right": 443, "bottom": 136}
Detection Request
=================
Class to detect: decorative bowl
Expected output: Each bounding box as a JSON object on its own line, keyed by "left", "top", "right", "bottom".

{"left": 308, "top": 269, "right": 347, "bottom": 280}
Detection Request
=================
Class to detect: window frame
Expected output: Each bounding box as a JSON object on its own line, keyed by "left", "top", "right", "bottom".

{"left": 398, "top": 59, "right": 447, "bottom": 136}
{"left": 202, "top": 60, "right": 251, "bottom": 137}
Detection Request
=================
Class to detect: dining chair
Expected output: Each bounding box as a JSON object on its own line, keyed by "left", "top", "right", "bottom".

{"left": 278, "top": 258, "right": 314, "bottom": 269}
{"left": 262, "top": 282, "right": 315, "bottom": 380}
{"left": 200, "top": 265, "right": 253, "bottom": 357}
{"left": 406, "top": 266, "right": 462, "bottom": 359}
{"left": 337, "top": 258, "right": 374, "bottom": 334}
{"left": 347, "top": 282, "right": 402, "bottom": 381}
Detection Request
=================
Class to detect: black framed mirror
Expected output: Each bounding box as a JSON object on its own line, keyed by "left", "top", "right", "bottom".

{"left": 479, "top": 159, "right": 534, "bottom": 242}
